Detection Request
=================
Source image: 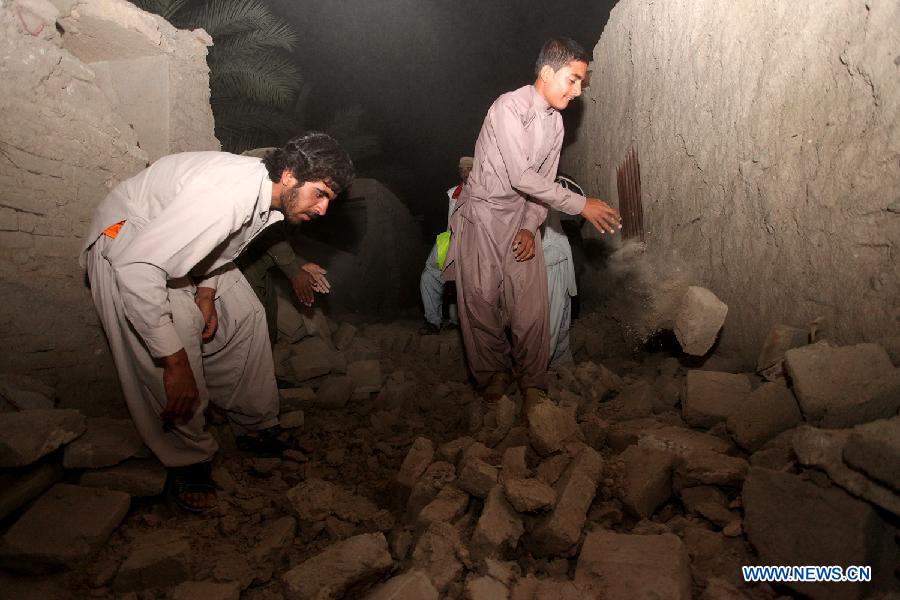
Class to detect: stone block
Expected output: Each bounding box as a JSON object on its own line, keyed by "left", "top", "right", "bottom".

{"left": 412, "top": 522, "right": 465, "bottom": 593}
{"left": 332, "top": 322, "right": 358, "bottom": 351}
{"left": 314, "top": 375, "right": 355, "bottom": 408}
{"left": 437, "top": 436, "right": 474, "bottom": 464}
{"left": 784, "top": 341, "right": 897, "bottom": 426}
{"left": 608, "top": 380, "right": 658, "bottom": 420}
{"left": 843, "top": 416, "right": 900, "bottom": 492}
{"left": 395, "top": 437, "right": 434, "bottom": 500}
{"left": 673, "top": 286, "right": 728, "bottom": 356}
{"left": 417, "top": 484, "right": 469, "bottom": 528}
{"left": 172, "top": 581, "right": 241, "bottom": 600}
{"left": 465, "top": 575, "right": 509, "bottom": 600}
{"left": 0, "top": 409, "right": 86, "bottom": 467}
{"left": 279, "top": 386, "right": 316, "bottom": 410}
{"left": 530, "top": 445, "right": 602, "bottom": 555}
{"left": 574, "top": 531, "right": 691, "bottom": 599}
{"left": 0, "top": 484, "right": 129, "bottom": 571}
{"left": 114, "top": 529, "right": 191, "bottom": 591}
{"left": 347, "top": 359, "right": 382, "bottom": 397}
{"left": 674, "top": 450, "right": 749, "bottom": 489}
{"left": 0, "top": 373, "right": 55, "bottom": 411}
{"left": 252, "top": 516, "right": 296, "bottom": 563}
{"left": 281, "top": 533, "right": 393, "bottom": 600}
{"left": 286, "top": 478, "right": 378, "bottom": 524}
{"left": 79, "top": 458, "right": 166, "bottom": 496}
{"left": 756, "top": 323, "right": 809, "bottom": 375}
{"left": 407, "top": 461, "right": 456, "bottom": 517}
{"left": 726, "top": 381, "right": 802, "bottom": 451}
{"left": 501, "top": 477, "right": 556, "bottom": 513}
{"left": 470, "top": 485, "right": 524, "bottom": 560}
{"left": 682, "top": 370, "right": 752, "bottom": 428}
{"left": 458, "top": 458, "right": 499, "bottom": 499}
{"left": 279, "top": 410, "right": 305, "bottom": 429}
{"left": 500, "top": 446, "right": 529, "bottom": 479}
{"left": 748, "top": 429, "right": 797, "bottom": 471}
{"left": 618, "top": 422, "right": 734, "bottom": 457}
{"left": 0, "top": 462, "right": 63, "bottom": 521}
{"left": 63, "top": 417, "right": 144, "bottom": 469}
{"left": 679, "top": 486, "right": 738, "bottom": 528}
{"left": 743, "top": 467, "right": 896, "bottom": 599}
{"left": 792, "top": 426, "right": 900, "bottom": 516}
{"left": 288, "top": 337, "right": 335, "bottom": 381}
{"left": 535, "top": 454, "right": 570, "bottom": 486}
{"left": 619, "top": 445, "right": 675, "bottom": 518}
{"left": 526, "top": 399, "right": 580, "bottom": 456}
{"left": 365, "top": 569, "right": 438, "bottom": 600}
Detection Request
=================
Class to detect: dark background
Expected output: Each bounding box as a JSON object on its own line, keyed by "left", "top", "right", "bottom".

{"left": 267, "top": 0, "right": 616, "bottom": 237}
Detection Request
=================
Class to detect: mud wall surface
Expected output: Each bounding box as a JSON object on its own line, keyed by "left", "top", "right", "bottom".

{"left": 0, "top": 0, "right": 218, "bottom": 413}
{"left": 563, "top": 0, "right": 899, "bottom": 360}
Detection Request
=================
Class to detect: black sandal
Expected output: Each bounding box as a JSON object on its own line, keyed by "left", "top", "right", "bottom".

{"left": 168, "top": 462, "right": 217, "bottom": 513}
{"left": 236, "top": 426, "right": 296, "bottom": 456}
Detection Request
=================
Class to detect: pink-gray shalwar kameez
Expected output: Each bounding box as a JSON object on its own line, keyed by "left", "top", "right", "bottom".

{"left": 443, "top": 85, "right": 586, "bottom": 390}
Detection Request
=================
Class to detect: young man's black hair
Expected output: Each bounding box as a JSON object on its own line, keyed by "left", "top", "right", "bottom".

{"left": 264, "top": 132, "right": 354, "bottom": 193}
{"left": 534, "top": 37, "right": 590, "bottom": 77}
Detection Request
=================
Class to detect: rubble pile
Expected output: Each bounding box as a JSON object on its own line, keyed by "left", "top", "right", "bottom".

{"left": 0, "top": 293, "right": 898, "bottom": 599}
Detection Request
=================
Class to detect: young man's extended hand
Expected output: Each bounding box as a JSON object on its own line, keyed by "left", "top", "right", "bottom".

{"left": 291, "top": 262, "right": 331, "bottom": 307}
{"left": 581, "top": 197, "right": 623, "bottom": 234}
{"left": 512, "top": 229, "right": 536, "bottom": 262}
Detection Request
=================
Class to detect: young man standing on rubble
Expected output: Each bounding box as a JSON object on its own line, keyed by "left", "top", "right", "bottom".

{"left": 80, "top": 133, "right": 353, "bottom": 512}
{"left": 443, "top": 37, "right": 621, "bottom": 413}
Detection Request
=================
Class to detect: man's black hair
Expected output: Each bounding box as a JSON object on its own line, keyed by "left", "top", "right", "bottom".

{"left": 264, "top": 132, "right": 354, "bottom": 192}
{"left": 534, "top": 37, "right": 590, "bottom": 77}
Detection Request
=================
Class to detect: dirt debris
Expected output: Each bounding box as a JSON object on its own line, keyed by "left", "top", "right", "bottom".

{"left": 0, "top": 312, "right": 898, "bottom": 598}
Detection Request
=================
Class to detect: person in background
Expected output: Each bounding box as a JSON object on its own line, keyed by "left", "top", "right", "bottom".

{"left": 442, "top": 38, "right": 621, "bottom": 414}
{"left": 419, "top": 156, "right": 473, "bottom": 334}
{"left": 543, "top": 208, "right": 576, "bottom": 367}
{"left": 238, "top": 148, "right": 332, "bottom": 343}
{"left": 80, "top": 133, "right": 353, "bottom": 512}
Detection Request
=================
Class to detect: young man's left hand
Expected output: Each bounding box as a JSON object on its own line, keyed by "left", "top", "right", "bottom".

{"left": 195, "top": 287, "right": 218, "bottom": 342}
{"left": 291, "top": 262, "right": 330, "bottom": 307}
{"left": 512, "top": 229, "right": 536, "bottom": 262}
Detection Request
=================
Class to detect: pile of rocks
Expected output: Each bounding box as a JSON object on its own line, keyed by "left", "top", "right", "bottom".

{"left": 0, "top": 299, "right": 897, "bottom": 598}
{"left": 0, "top": 376, "right": 164, "bottom": 573}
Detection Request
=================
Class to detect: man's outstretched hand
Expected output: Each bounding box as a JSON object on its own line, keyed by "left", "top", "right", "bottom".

{"left": 581, "top": 198, "right": 623, "bottom": 235}
{"left": 291, "top": 262, "right": 331, "bottom": 307}
{"left": 512, "top": 229, "right": 536, "bottom": 262}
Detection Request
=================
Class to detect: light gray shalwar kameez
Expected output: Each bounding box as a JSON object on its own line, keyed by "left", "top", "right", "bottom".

{"left": 80, "top": 152, "right": 281, "bottom": 467}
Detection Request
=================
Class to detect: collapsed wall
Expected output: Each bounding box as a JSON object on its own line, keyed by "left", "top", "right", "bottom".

{"left": 0, "top": 0, "right": 218, "bottom": 412}
{"left": 563, "top": 0, "right": 900, "bottom": 361}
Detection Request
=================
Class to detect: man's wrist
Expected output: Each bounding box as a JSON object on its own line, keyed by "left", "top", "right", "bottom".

{"left": 161, "top": 348, "right": 189, "bottom": 368}
{"left": 195, "top": 286, "right": 215, "bottom": 300}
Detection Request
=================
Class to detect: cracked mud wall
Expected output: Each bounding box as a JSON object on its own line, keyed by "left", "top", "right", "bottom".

{"left": 0, "top": 0, "right": 218, "bottom": 412}
{"left": 563, "top": 0, "right": 900, "bottom": 360}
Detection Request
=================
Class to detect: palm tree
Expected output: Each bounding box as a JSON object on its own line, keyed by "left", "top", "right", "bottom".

{"left": 133, "top": 0, "right": 302, "bottom": 152}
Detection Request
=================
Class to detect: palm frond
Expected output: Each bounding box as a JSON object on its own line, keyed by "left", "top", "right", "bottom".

{"left": 130, "top": 0, "right": 193, "bottom": 21}
{"left": 179, "top": 0, "right": 296, "bottom": 50}
{"left": 210, "top": 53, "right": 301, "bottom": 109}
{"left": 211, "top": 97, "right": 299, "bottom": 152}
{"left": 207, "top": 21, "right": 298, "bottom": 56}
